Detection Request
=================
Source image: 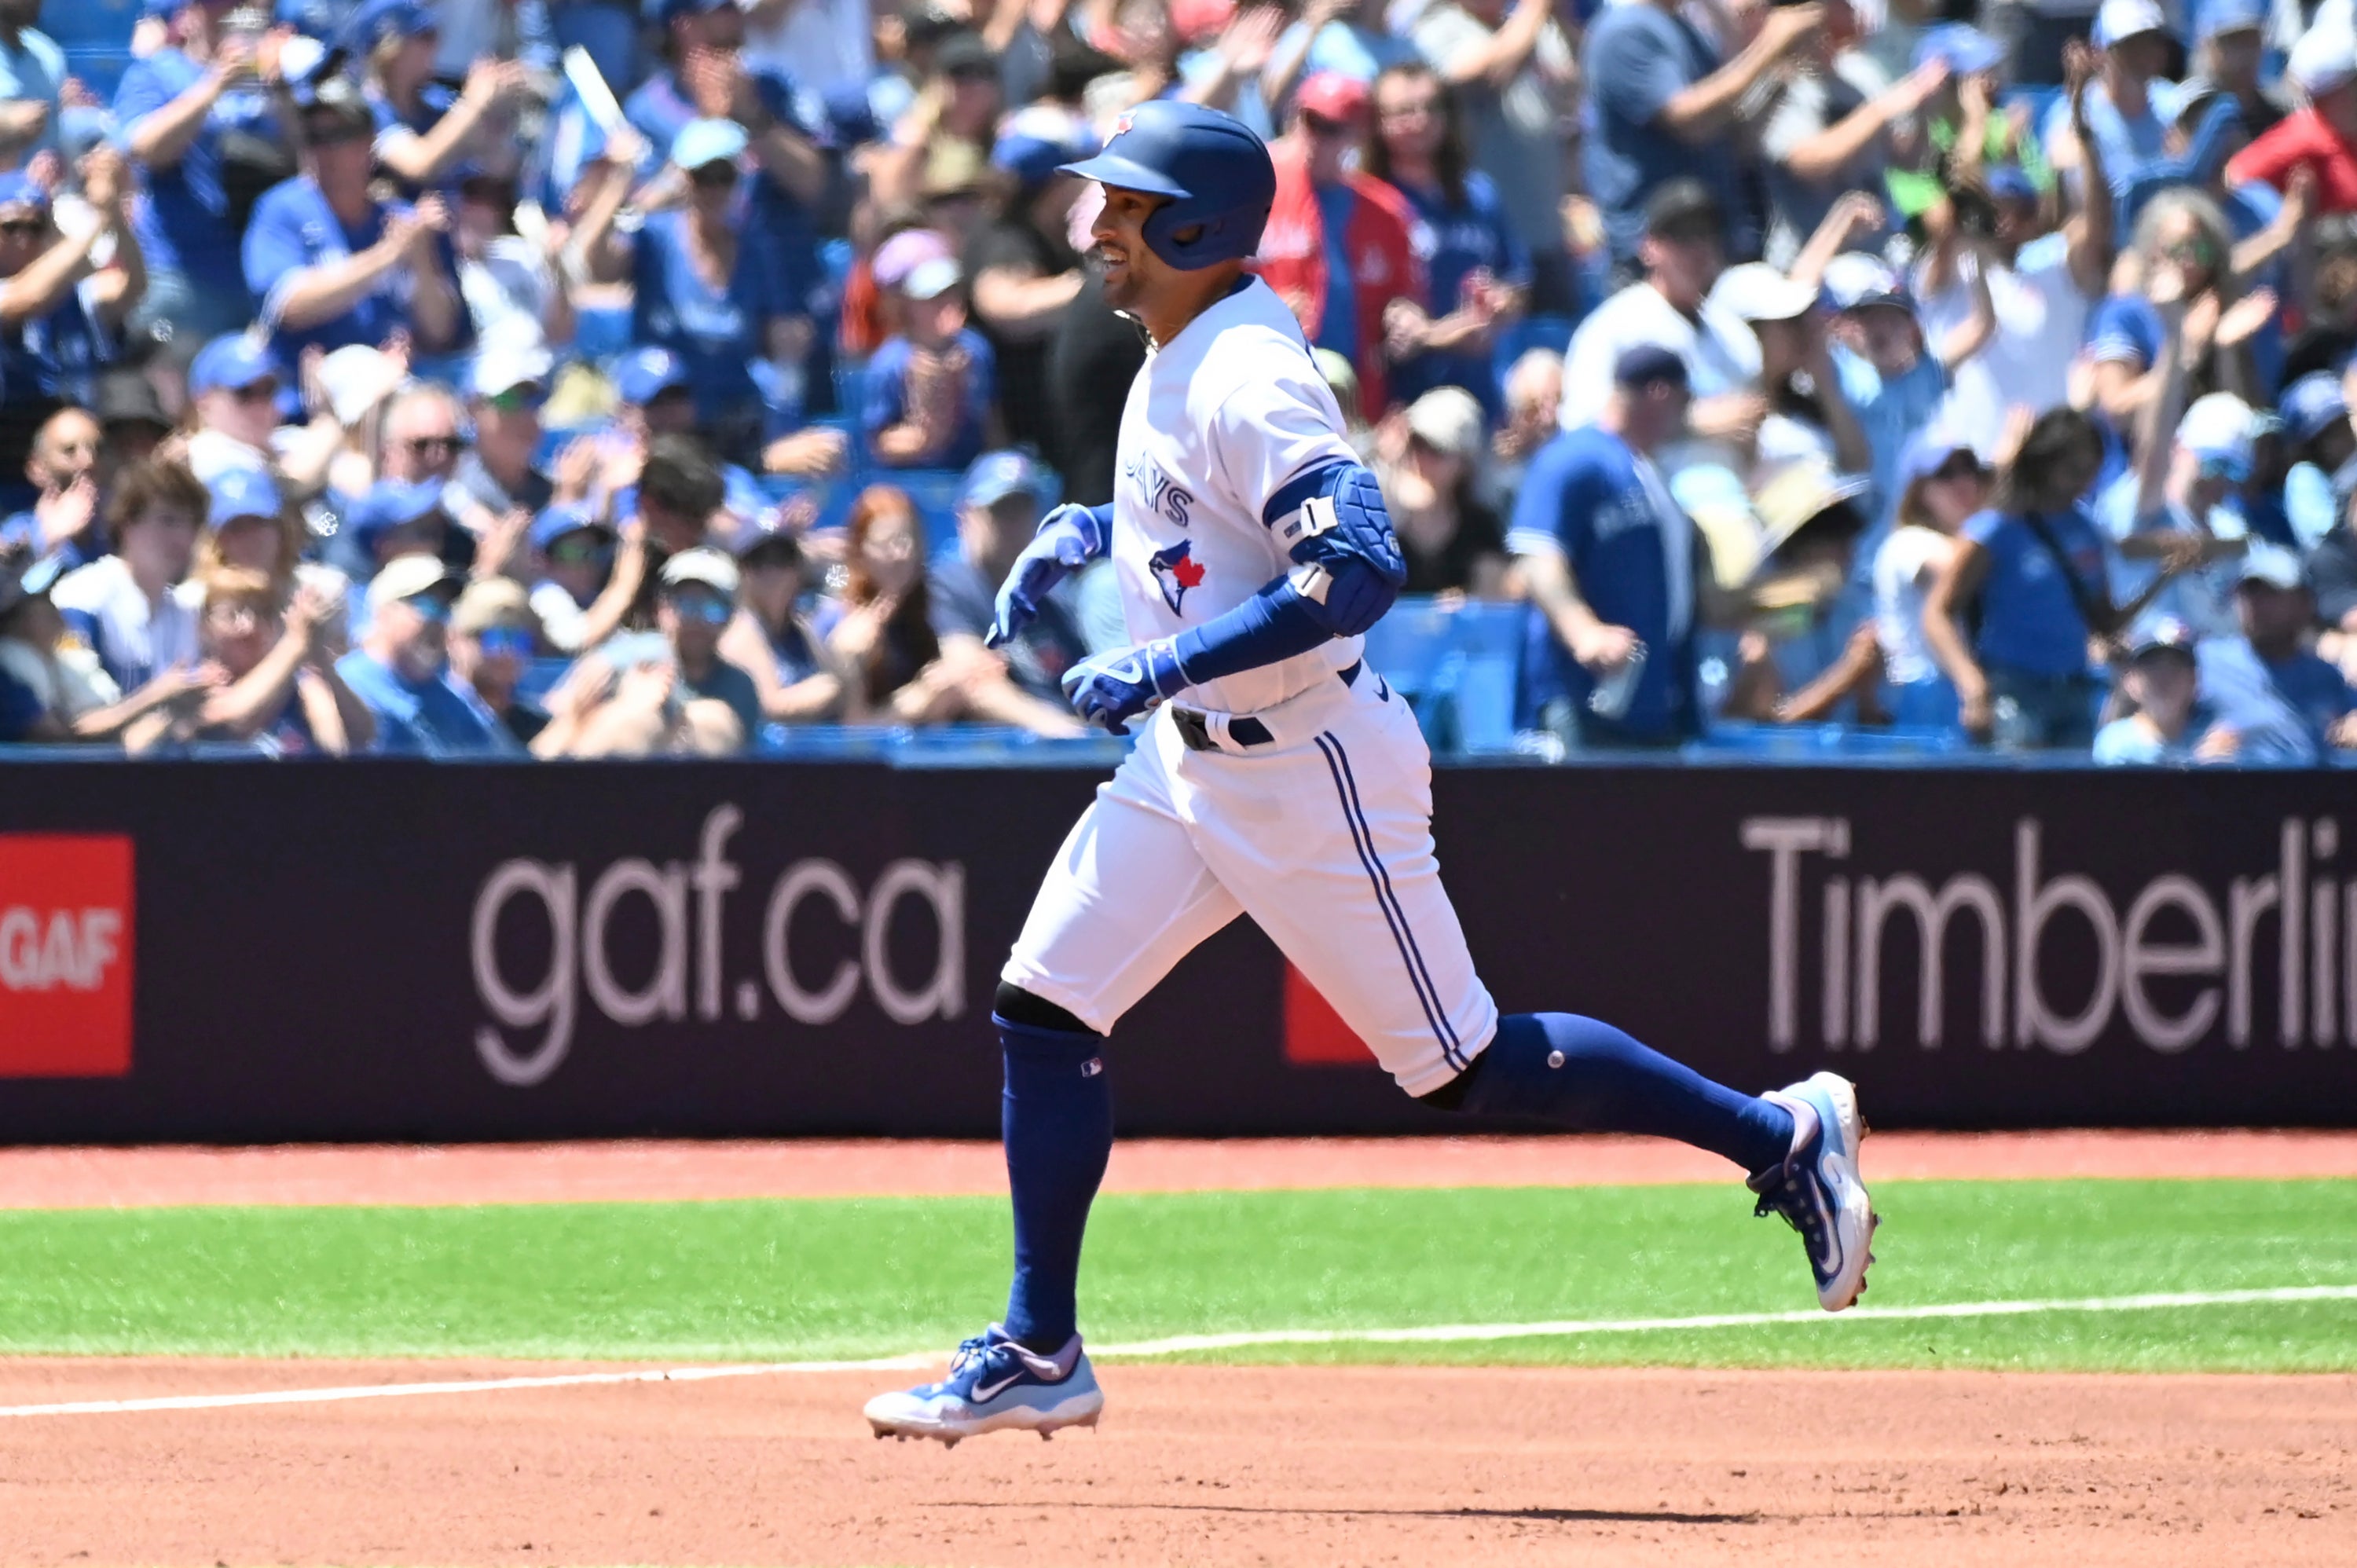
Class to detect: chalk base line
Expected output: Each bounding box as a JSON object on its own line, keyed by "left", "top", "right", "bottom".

{"left": 4, "top": 1284, "right": 2352, "bottom": 1420}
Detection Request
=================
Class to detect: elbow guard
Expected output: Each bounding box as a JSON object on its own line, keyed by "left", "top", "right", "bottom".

{"left": 1266, "top": 460, "right": 1409, "bottom": 589}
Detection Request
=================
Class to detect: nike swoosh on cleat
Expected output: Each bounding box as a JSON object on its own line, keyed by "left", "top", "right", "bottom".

{"left": 969, "top": 1372, "right": 1026, "bottom": 1401}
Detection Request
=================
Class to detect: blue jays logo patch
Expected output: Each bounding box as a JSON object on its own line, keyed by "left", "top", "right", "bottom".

{"left": 1113, "top": 112, "right": 1135, "bottom": 137}
{"left": 1149, "top": 540, "right": 1204, "bottom": 614}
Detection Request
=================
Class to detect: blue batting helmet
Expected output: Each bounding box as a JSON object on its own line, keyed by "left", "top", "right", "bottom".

{"left": 1059, "top": 101, "right": 1274, "bottom": 271}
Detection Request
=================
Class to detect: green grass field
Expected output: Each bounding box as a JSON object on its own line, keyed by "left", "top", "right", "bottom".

{"left": 3, "top": 1179, "right": 2353, "bottom": 1374}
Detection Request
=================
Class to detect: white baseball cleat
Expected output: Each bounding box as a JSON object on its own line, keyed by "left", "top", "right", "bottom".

{"left": 864, "top": 1325, "right": 1104, "bottom": 1447}
{"left": 1749, "top": 1072, "right": 1878, "bottom": 1311}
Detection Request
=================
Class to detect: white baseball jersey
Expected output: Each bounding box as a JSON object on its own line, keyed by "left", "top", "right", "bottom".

{"left": 1003, "top": 275, "right": 1499, "bottom": 1097}
{"left": 1108, "top": 277, "right": 1364, "bottom": 716}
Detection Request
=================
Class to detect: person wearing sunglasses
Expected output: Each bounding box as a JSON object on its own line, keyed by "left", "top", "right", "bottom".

{"left": 355, "top": 0, "right": 533, "bottom": 197}
{"left": 524, "top": 502, "right": 620, "bottom": 657}
{"left": 572, "top": 116, "right": 819, "bottom": 466}
{"left": 654, "top": 547, "right": 761, "bottom": 748}
{"left": 333, "top": 551, "right": 513, "bottom": 755}
{"left": 0, "top": 153, "right": 145, "bottom": 485}
{"left": 452, "top": 346, "right": 554, "bottom": 528}
{"left": 347, "top": 476, "right": 472, "bottom": 586}
{"left": 448, "top": 575, "right": 548, "bottom": 747}
{"left": 243, "top": 73, "right": 467, "bottom": 365}
{"left": 1255, "top": 72, "right": 1423, "bottom": 416}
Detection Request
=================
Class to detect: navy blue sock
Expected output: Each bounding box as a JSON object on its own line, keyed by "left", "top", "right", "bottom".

{"left": 998, "top": 1013, "right": 1113, "bottom": 1351}
{"left": 1457, "top": 1013, "right": 1794, "bottom": 1174}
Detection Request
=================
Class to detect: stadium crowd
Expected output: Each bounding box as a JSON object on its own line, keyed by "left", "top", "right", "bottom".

{"left": 0, "top": 0, "right": 2354, "bottom": 760}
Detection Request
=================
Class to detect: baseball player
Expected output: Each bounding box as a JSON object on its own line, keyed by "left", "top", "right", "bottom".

{"left": 863, "top": 103, "right": 1876, "bottom": 1447}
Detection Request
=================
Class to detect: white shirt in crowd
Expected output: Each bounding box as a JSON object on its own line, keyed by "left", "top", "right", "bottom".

{"left": 742, "top": 0, "right": 877, "bottom": 102}
{"left": 1914, "top": 235, "right": 2089, "bottom": 456}
{"left": 1871, "top": 522, "right": 1954, "bottom": 687}
{"left": 50, "top": 555, "right": 199, "bottom": 691}
{"left": 1560, "top": 280, "right": 1761, "bottom": 433}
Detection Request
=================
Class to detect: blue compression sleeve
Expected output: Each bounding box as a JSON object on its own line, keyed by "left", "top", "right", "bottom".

{"left": 1167, "top": 577, "right": 1338, "bottom": 686}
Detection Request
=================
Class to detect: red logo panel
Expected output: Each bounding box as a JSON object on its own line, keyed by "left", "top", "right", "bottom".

{"left": 0, "top": 835, "right": 134, "bottom": 1077}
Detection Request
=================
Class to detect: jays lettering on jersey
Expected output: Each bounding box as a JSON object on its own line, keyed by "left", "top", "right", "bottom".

{"left": 1111, "top": 277, "right": 1363, "bottom": 716}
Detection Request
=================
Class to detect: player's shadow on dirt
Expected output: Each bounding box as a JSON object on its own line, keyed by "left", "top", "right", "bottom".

{"left": 962, "top": 1501, "right": 1760, "bottom": 1526}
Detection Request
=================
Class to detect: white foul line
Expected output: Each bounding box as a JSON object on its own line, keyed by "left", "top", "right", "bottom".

{"left": 2, "top": 1284, "right": 2351, "bottom": 1420}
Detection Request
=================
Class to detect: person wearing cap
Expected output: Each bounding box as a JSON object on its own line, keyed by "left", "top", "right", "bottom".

{"left": 1375, "top": 387, "right": 1508, "bottom": 596}
{"left": 2187, "top": 0, "right": 2285, "bottom": 139}
{"left": 354, "top": 0, "right": 532, "bottom": 195}
{"left": 93, "top": 369, "right": 172, "bottom": 474}
{"left": 1252, "top": 72, "right": 1424, "bottom": 418}
{"left": 1579, "top": 0, "right": 1820, "bottom": 269}
{"left": 1820, "top": 248, "right": 1992, "bottom": 526}
{"left": 1720, "top": 463, "right": 1881, "bottom": 723}
{"left": 112, "top": 0, "right": 291, "bottom": 342}
{"left": 2042, "top": 0, "right": 2186, "bottom": 195}
{"left": 1904, "top": 25, "right": 2051, "bottom": 194}
{"left": 965, "top": 118, "right": 1096, "bottom": 456}
{"left": 625, "top": 0, "right": 827, "bottom": 211}
{"left": 2225, "top": 21, "right": 2357, "bottom": 212}
{"left": 2092, "top": 618, "right": 2209, "bottom": 762}
{"left": 334, "top": 551, "right": 513, "bottom": 754}
{"left": 861, "top": 251, "right": 998, "bottom": 470}
{"left": 573, "top": 116, "right": 819, "bottom": 463}
{"left": 181, "top": 564, "right": 369, "bottom": 754}
{"left": 0, "top": 407, "right": 103, "bottom": 570}
{"left": 1509, "top": 344, "right": 1709, "bottom": 749}
{"left": 1362, "top": 62, "right": 1534, "bottom": 419}
{"left": 715, "top": 512, "right": 850, "bottom": 724}
{"left": 1921, "top": 406, "right": 2196, "bottom": 746}
{"left": 525, "top": 502, "right": 619, "bottom": 658}
{"left": 2184, "top": 540, "right": 2357, "bottom": 757}
{"left": 1912, "top": 57, "right": 2117, "bottom": 454}
{"left": 922, "top": 449, "right": 1089, "bottom": 735}
{"left": 448, "top": 576, "right": 549, "bottom": 747}
{"left": 453, "top": 346, "right": 555, "bottom": 528}
{"left": 1710, "top": 259, "right": 1874, "bottom": 477}
{"left": 49, "top": 454, "right": 211, "bottom": 697}
{"left": 0, "top": 151, "right": 143, "bottom": 469}
{"left": 1756, "top": 2, "right": 1955, "bottom": 271}
{"left": 347, "top": 476, "right": 467, "bottom": 589}
{"left": 2278, "top": 371, "right": 2357, "bottom": 549}
{"left": 242, "top": 72, "right": 467, "bottom": 363}
{"left": 654, "top": 546, "right": 761, "bottom": 746}
{"left": 1560, "top": 180, "right": 1761, "bottom": 445}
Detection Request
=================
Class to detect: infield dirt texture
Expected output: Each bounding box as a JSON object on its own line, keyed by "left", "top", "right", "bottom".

{"left": 2, "top": 1133, "right": 2352, "bottom": 1567}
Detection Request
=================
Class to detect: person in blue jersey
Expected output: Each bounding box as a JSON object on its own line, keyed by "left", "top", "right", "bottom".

{"left": 350, "top": 0, "right": 533, "bottom": 196}
{"left": 625, "top": 0, "right": 827, "bottom": 211}
{"left": 334, "top": 551, "right": 515, "bottom": 754}
{"left": 114, "top": 0, "right": 294, "bottom": 340}
{"left": 1508, "top": 345, "right": 1708, "bottom": 750}
{"left": 241, "top": 73, "right": 467, "bottom": 363}
{"left": 1362, "top": 61, "right": 1529, "bottom": 419}
{"left": 2192, "top": 544, "right": 2357, "bottom": 760}
{"left": 1919, "top": 406, "right": 2205, "bottom": 749}
{"left": 574, "top": 119, "right": 818, "bottom": 463}
{"left": 0, "top": 156, "right": 143, "bottom": 487}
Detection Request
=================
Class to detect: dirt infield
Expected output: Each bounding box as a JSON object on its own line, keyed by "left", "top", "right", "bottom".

{"left": 5, "top": 1128, "right": 2356, "bottom": 1208}
{"left": 1, "top": 1357, "right": 2349, "bottom": 1567}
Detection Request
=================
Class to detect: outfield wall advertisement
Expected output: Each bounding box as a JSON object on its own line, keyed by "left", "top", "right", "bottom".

{"left": 1, "top": 760, "right": 2352, "bottom": 1140}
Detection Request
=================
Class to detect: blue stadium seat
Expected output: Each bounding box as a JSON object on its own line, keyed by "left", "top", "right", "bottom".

{"left": 1363, "top": 598, "right": 1530, "bottom": 755}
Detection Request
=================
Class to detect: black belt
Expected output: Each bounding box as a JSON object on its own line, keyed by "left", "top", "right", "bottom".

{"left": 1172, "top": 661, "right": 1359, "bottom": 753}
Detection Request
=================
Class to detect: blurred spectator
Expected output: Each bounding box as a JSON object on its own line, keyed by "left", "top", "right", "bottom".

{"left": 2225, "top": 22, "right": 2357, "bottom": 210}
{"left": 1580, "top": 0, "right": 1817, "bottom": 269}
{"left": 180, "top": 567, "right": 368, "bottom": 754}
{"left": 654, "top": 547, "right": 761, "bottom": 743}
{"left": 1912, "top": 63, "right": 2115, "bottom": 453}
{"left": 928, "top": 449, "right": 1088, "bottom": 735}
{"left": 1560, "top": 182, "right": 1755, "bottom": 446}
{"left": 116, "top": 0, "right": 291, "bottom": 340}
{"left": 1510, "top": 345, "right": 1703, "bottom": 750}
{"left": 1486, "top": 343, "right": 1560, "bottom": 507}
{"left": 1043, "top": 270, "right": 1151, "bottom": 505}
{"left": 2093, "top": 617, "right": 2207, "bottom": 761}
{"left": 1, "top": 544, "right": 227, "bottom": 746}
{"left": 244, "top": 75, "right": 467, "bottom": 361}
{"left": 1920, "top": 407, "right": 2198, "bottom": 747}
{"left": 455, "top": 346, "right": 555, "bottom": 529}
{"left": 871, "top": 30, "right": 1003, "bottom": 212}
{"left": 452, "top": 167, "right": 571, "bottom": 357}
{"left": 1757, "top": 2, "right": 1941, "bottom": 269}
{"left": 449, "top": 576, "right": 548, "bottom": 746}
{"left": 0, "top": 156, "right": 144, "bottom": 481}
{"left": 1406, "top": 0, "right": 1574, "bottom": 310}
{"left": 1820, "top": 247, "right": 1994, "bottom": 525}
{"left": 863, "top": 255, "right": 997, "bottom": 468}
{"left": 717, "top": 512, "right": 851, "bottom": 723}
{"left": 181, "top": 332, "right": 283, "bottom": 482}
{"left": 1377, "top": 387, "right": 1508, "bottom": 597}
{"left": 2278, "top": 372, "right": 2355, "bottom": 548}
{"left": 576, "top": 119, "right": 819, "bottom": 460}
{"left": 188, "top": 464, "right": 350, "bottom": 620}
{"left": 0, "top": 405, "right": 102, "bottom": 568}
{"left": 346, "top": 475, "right": 471, "bottom": 587}
{"left": 93, "top": 368, "right": 173, "bottom": 474}
{"left": 1258, "top": 73, "right": 1423, "bottom": 416}
{"left": 357, "top": 0, "right": 534, "bottom": 194}
{"left": 50, "top": 456, "right": 206, "bottom": 692}
{"left": 2088, "top": 187, "right": 2273, "bottom": 433}
{"left": 334, "top": 551, "right": 513, "bottom": 753}
{"left": 966, "top": 119, "right": 1094, "bottom": 456}
{"left": 1720, "top": 464, "right": 1879, "bottom": 722}
{"left": 1262, "top": 0, "right": 1419, "bottom": 113}
{"left": 0, "top": 0, "right": 62, "bottom": 174}
{"left": 2045, "top": 0, "right": 2183, "bottom": 196}
{"left": 820, "top": 482, "right": 949, "bottom": 720}
{"left": 2191, "top": 0, "right": 2283, "bottom": 141}
{"left": 526, "top": 500, "right": 618, "bottom": 656}
{"left": 1872, "top": 430, "right": 1987, "bottom": 727}
{"left": 2100, "top": 371, "right": 2256, "bottom": 639}
{"left": 1710, "top": 260, "right": 1871, "bottom": 477}
{"left": 1363, "top": 61, "right": 1529, "bottom": 418}
{"left": 628, "top": 0, "right": 828, "bottom": 211}
{"left": 2194, "top": 543, "right": 2357, "bottom": 757}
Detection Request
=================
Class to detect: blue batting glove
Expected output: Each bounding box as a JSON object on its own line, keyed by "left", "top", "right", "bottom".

{"left": 988, "top": 504, "right": 1109, "bottom": 648}
{"left": 1060, "top": 639, "right": 1188, "bottom": 735}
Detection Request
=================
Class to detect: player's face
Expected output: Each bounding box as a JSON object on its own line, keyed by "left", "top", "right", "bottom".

{"left": 1091, "top": 185, "right": 1168, "bottom": 313}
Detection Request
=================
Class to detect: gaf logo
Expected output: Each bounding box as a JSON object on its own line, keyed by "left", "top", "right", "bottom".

{"left": 0, "top": 835, "right": 134, "bottom": 1077}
